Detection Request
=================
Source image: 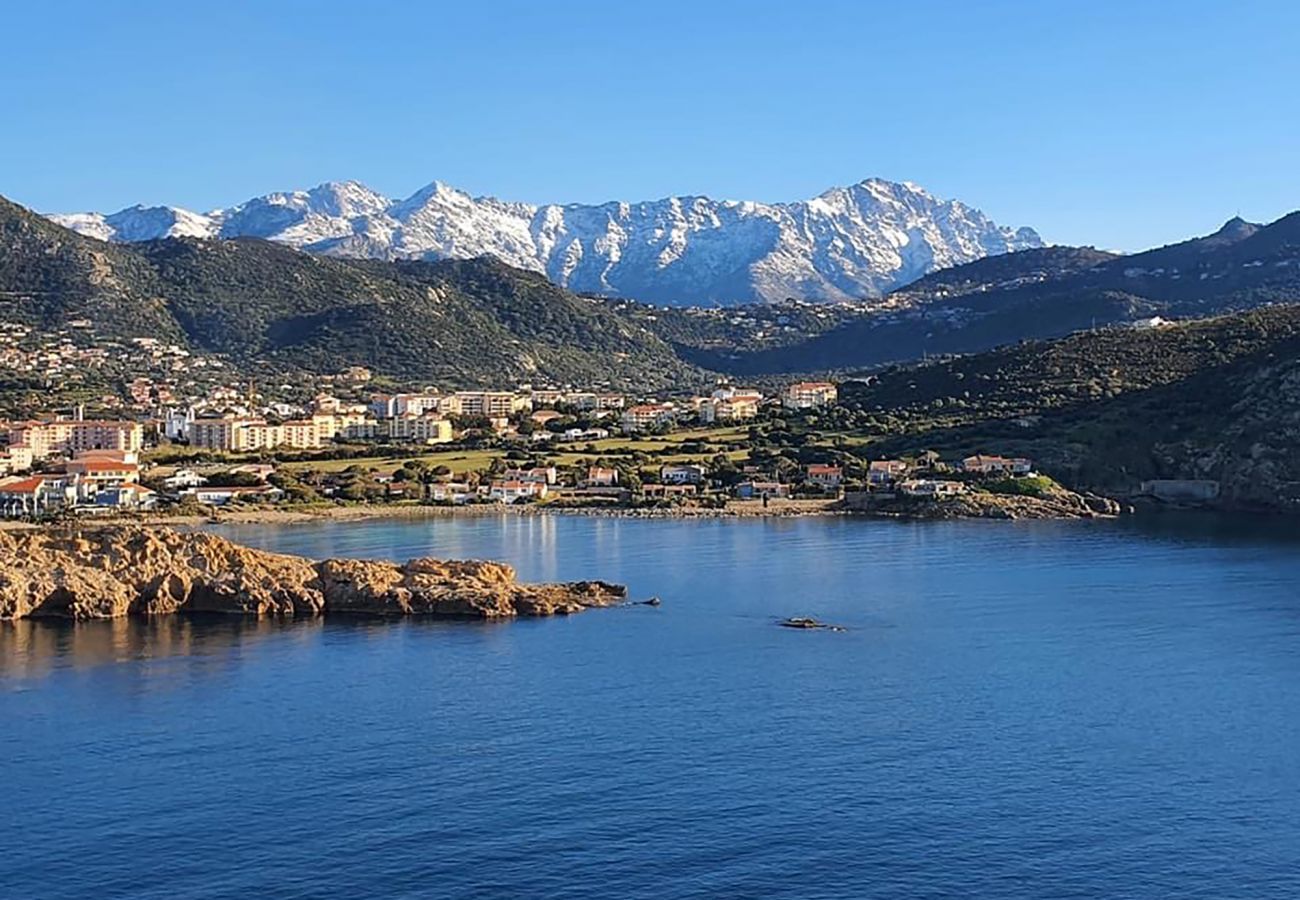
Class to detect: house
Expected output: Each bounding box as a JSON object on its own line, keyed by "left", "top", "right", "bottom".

{"left": 162, "top": 469, "right": 208, "bottom": 491}
{"left": 620, "top": 403, "right": 676, "bottom": 434}
{"left": 65, "top": 460, "right": 141, "bottom": 504}
{"left": 868, "top": 459, "right": 909, "bottom": 486}
{"left": 562, "top": 428, "right": 609, "bottom": 442}
{"left": 488, "top": 480, "right": 548, "bottom": 503}
{"left": 805, "top": 464, "right": 843, "bottom": 490}
{"left": 782, "top": 382, "right": 838, "bottom": 410}
{"left": 65, "top": 459, "right": 140, "bottom": 482}
{"left": 586, "top": 466, "right": 620, "bottom": 487}
{"left": 429, "top": 481, "right": 474, "bottom": 504}
{"left": 734, "top": 481, "right": 790, "bottom": 500}
{"left": 660, "top": 464, "right": 706, "bottom": 486}
{"left": 504, "top": 466, "right": 558, "bottom": 485}
{"left": 185, "top": 484, "right": 285, "bottom": 506}
{"left": 961, "top": 455, "right": 1033, "bottom": 476}
{"left": 0, "top": 476, "right": 72, "bottom": 517}
{"left": 899, "top": 479, "right": 966, "bottom": 499}
{"left": 91, "top": 483, "right": 159, "bottom": 511}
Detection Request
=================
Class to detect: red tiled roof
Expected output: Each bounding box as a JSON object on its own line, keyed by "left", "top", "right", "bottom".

{"left": 0, "top": 477, "right": 46, "bottom": 494}
{"left": 72, "top": 461, "right": 139, "bottom": 473}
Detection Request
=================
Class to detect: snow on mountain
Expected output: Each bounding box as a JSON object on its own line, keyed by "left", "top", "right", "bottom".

{"left": 52, "top": 205, "right": 218, "bottom": 242}
{"left": 49, "top": 178, "right": 1042, "bottom": 305}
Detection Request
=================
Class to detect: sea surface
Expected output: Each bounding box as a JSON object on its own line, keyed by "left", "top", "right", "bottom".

{"left": 3, "top": 514, "right": 1300, "bottom": 899}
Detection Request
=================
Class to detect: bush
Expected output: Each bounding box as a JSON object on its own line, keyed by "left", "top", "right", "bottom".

{"left": 984, "top": 475, "right": 1056, "bottom": 498}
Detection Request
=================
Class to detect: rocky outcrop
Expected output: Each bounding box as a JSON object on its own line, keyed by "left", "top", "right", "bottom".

{"left": 848, "top": 487, "right": 1126, "bottom": 521}
{"left": 0, "top": 527, "right": 627, "bottom": 622}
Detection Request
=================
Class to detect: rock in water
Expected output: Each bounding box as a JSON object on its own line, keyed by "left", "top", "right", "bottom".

{"left": 0, "top": 527, "right": 627, "bottom": 621}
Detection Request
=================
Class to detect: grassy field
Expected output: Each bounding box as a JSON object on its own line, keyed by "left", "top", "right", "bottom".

{"left": 254, "top": 426, "right": 756, "bottom": 478}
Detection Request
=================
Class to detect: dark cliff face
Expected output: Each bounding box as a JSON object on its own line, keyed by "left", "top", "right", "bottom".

{"left": 0, "top": 527, "right": 627, "bottom": 621}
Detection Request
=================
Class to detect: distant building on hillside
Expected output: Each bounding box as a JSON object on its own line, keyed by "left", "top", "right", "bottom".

{"left": 620, "top": 403, "right": 676, "bottom": 433}
{"left": 868, "top": 459, "right": 910, "bottom": 485}
{"left": 585, "top": 466, "right": 620, "bottom": 487}
{"left": 806, "top": 464, "right": 843, "bottom": 490}
{"left": 783, "top": 382, "right": 837, "bottom": 410}
{"left": 960, "top": 455, "right": 1033, "bottom": 476}
{"left": 660, "top": 464, "right": 706, "bottom": 486}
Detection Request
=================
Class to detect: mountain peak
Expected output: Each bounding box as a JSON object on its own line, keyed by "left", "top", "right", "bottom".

{"left": 1213, "top": 215, "right": 1260, "bottom": 241}
{"left": 47, "top": 177, "right": 1042, "bottom": 304}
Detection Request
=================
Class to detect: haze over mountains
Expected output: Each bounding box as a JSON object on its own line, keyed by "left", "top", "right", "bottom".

{"left": 49, "top": 178, "right": 1043, "bottom": 306}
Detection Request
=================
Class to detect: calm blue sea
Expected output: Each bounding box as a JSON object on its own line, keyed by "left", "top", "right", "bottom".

{"left": 3, "top": 514, "right": 1300, "bottom": 899}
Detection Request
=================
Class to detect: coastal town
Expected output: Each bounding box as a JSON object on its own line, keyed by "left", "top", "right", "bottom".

{"left": 0, "top": 371, "right": 1069, "bottom": 520}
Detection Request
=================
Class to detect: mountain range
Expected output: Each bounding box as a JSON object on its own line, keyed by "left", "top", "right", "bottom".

{"left": 6, "top": 187, "right": 1300, "bottom": 401}
{"left": 0, "top": 195, "right": 705, "bottom": 393}
{"left": 48, "top": 178, "right": 1042, "bottom": 306}
{"left": 671, "top": 212, "right": 1300, "bottom": 373}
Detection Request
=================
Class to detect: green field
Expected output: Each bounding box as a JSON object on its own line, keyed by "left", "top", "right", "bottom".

{"left": 258, "top": 426, "right": 755, "bottom": 477}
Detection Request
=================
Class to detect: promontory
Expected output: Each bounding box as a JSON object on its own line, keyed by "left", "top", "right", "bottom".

{"left": 0, "top": 527, "right": 627, "bottom": 621}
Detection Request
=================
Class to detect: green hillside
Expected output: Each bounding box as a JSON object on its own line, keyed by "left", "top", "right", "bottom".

{"left": 835, "top": 306, "right": 1300, "bottom": 510}
{"left": 0, "top": 195, "right": 709, "bottom": 391}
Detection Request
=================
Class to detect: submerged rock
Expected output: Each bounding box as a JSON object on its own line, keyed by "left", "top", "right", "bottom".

{"left": 0, "top": 527, "right": 627, "bottom": 622}
{"left": 778, "top": 616, "right": 845, "bottom": 631}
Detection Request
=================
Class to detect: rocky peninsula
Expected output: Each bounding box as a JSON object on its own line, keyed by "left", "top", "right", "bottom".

{"left": 0, "top": 527, "right": 627, "bottom": 621}
{"left": 846, "top": 487, "right": 1126, "bottom": 521}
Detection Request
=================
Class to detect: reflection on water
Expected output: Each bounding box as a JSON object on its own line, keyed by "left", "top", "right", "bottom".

{"left": 0, "top": 615, "right": 321, "bottom": 680}
{"left": 4, "top": 514, "right": 1300, "bottom": 899}
{"left": 1122, "top": 508, "right": 1300, "bottom": 547}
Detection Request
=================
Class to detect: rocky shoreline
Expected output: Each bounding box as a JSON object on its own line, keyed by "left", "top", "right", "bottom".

{"left": 0, "top": 490, "right": 1132, "bottom": 539}
{"left": 0, "top": 527, "right": 627, "bottom": 622}
{"left": 850, "top": 489, "right": 1127, "bottom": 521}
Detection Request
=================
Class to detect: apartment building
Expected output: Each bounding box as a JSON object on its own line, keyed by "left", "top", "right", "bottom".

{"left": 620, "top": 403, "right": 676, "bottom": 434}
{"left": 454, "top": 391, "right": 531, "bottom": 417}
{"left": 190, "top": 417, "right": 322, "bottom": 452}
{"left": 385, "top": 414, "right": 453, "bottom": 444}
{"left": 370, "top": 393, "right": 459, "bottom": 418}
{"left": 7, "top": 420, "right": 145, "bottom": 461}
{"left": 699, "top": 388, "right": 762, "bottom": 423}
{"left": 782, "top": 382, "right": 838, "bottom": 410}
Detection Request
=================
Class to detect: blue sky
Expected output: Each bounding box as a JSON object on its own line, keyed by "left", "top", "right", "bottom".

{"left": 4, "top": 0, "right": 1298, "bottom": 250}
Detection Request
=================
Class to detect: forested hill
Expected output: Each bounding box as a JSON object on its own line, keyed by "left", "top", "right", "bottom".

{"left": 835, "top": 305, "right": 1300, "bottom": 510}
{"left": 667, "top": 215, "right": 1300, "bottom": 375}
{"left": 0, "top": 195, "right": 709, "bottom": 390}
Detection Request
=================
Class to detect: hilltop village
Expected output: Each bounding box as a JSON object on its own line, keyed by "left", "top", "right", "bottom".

{"left": 0, "top": 370, "right": 1081, "bottom": 520}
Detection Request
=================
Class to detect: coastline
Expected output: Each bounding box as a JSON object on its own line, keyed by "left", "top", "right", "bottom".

{"left": 0, "top": 527, "right": 630, "bottom": 621}
{"left": 148, "top": 497, "right": 848, "bottom": 527}
{"left": 0, "top": 490, "right": 1132, "bottom": 532}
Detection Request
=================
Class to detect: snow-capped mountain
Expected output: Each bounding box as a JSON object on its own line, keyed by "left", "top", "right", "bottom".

{"left": 49, "top": 178, "right": 1042, "bottom": 305}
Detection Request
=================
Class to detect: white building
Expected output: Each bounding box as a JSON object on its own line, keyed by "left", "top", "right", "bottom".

{"left": 783, "top": 382, "right": 838, "bottom": 410}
